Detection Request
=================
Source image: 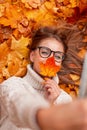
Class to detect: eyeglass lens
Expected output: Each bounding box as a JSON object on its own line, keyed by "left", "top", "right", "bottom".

{"left": 38, "top": 46, "right": 64, "bottom": 62}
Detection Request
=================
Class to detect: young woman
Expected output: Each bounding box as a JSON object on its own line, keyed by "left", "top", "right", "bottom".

{"left": 1, "top": 26, "right": 87, "bottom": 130}
{"left": 28, "top": 26, "right": 72, "bottom": 104}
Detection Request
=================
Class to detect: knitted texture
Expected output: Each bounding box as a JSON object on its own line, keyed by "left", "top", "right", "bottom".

{"left": 0, "top": 64, "right": 72, "bottom": 130}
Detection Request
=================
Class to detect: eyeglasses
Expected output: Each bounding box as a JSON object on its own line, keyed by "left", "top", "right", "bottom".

{"left": 36, "top": 46, "right": 65, "bottom": 62}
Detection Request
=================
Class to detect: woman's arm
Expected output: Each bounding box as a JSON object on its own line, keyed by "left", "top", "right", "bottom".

{"left": 1, "top": 76, "right": 87, "bottom": 130}
{"left": 37, "top": 99, "right": 87, "bottom": 130}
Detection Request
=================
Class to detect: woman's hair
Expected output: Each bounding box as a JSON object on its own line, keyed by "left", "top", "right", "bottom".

{"left": 30, "top": 26, "right": 68, "bottom": 53}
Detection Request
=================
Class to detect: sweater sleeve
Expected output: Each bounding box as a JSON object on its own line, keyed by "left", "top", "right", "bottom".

{"left": 0, "top": 76, "right": 49, "bottom": 130}
{"left": 54, "top": 89, "right": 72, "bottom": 105}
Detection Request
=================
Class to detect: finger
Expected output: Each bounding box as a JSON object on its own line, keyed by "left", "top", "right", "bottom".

{"left": 44, "top": 82, "right": 60, "bottom": 93}
{"left": 45, "top": 79, "right": 58, "bottom": 88}
{"left": 44, "top": 83, "right": 61, "bottom": 96}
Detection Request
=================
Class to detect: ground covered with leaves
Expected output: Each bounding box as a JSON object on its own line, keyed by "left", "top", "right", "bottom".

{"left": 0, "top": 0, "right": 87, "bottom": 98}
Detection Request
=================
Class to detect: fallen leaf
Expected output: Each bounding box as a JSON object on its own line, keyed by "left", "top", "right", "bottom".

{"left": 0, "top": 4, "right": 24, "bottom": 28}
{"left": 11, "top": 36, "right": 30, "bottom": 58}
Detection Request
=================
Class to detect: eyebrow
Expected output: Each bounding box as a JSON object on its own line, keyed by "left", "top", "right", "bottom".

{"left": 38, "top": 46, "right": 64, "bottom": 54}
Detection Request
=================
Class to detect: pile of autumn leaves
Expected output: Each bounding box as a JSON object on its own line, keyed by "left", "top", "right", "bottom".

{"left": 0, "top": 0, "right": 87, "bottom": 97}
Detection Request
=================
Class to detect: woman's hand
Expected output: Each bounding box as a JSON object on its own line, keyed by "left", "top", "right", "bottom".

{"left": 43, "top": 78, "right": 61, "bottom": 103}
{"left": 37, "top": 99, "right": 87, "bottom": 130}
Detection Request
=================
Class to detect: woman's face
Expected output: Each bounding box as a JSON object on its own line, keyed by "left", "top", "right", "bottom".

{"left": 30, "top": 37, "right": 64, "bottom": 74}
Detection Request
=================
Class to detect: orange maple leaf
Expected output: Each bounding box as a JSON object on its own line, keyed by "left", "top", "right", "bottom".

{"left": 0, "top": 4, "right": 23, "bottom": 28}
{"left": 40, "top": 57, "right": 61, "bottom": 78}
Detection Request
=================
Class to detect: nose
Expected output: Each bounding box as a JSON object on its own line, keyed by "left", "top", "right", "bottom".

{"left": 47, "top": 52, "right": 55, "bottom": 62}
{"left": 50, "top": 51, "right": 54, "bottom": 58}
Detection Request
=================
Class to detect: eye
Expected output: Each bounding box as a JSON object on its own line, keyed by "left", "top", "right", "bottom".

{"left": 41, "top": 50, "right": 49, "bottom": 56}
{"left": 39, "top": 46, "right": 51, "bottom": 57}
{"left": 54, "top": 53, "right": 63, "bottom": 61}
{"left": 55, "top": 55, "right": 62, "bottom": 60}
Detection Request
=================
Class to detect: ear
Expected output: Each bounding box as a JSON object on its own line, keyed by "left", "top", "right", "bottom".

{"left": 30, "top": 51, "right": 35, "bottom": 62}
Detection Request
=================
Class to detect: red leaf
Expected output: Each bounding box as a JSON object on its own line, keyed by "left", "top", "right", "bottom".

{"left": 40, "top": 57, "right": 61, "bottom": 78}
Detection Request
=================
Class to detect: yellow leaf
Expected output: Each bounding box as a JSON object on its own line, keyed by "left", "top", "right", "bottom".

{"left": 0, "top": 4, "right": 24, "bottom": 28}
{"left": 11, "top": 36, "right": 30, "bottom": 58}
{"left": 70, "top": 74, "right": 80, "bottom": 81}
{"left": 70, "top": 0, "right": 78, "bottom": 8}
{"left": 0, "top": 41, "right": 10, "bottom": 60}
{"left": 7, "top": 52, "right": 28, "bottom": 76}
{"left": 0, "top": 4, "right": 5, "bottom": 17}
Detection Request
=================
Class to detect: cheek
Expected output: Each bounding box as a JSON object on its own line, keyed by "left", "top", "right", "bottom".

{"left": 33, "top": 57, "right": 45, "bottom": 73}
{"left": 33, "top": 62, "right": 43, "bottom": 74}
{"left": 55, "top": 62, "right": 62, "bottom": 67}
{"left": 30, "top": 51, "right": 41, "bottom": 63}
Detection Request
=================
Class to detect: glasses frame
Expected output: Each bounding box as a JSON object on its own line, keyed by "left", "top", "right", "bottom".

{"left": 36, "top": 46, "right": 65, "bottom": 63}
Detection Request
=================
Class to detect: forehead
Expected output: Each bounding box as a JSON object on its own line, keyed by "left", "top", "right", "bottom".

{"left": 38, "top": 37, "right": 64, "bottom": 52}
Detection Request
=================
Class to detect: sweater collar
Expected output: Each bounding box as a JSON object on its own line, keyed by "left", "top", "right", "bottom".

{"left": 23, "top": 64, "right": 59, "bottom": 91}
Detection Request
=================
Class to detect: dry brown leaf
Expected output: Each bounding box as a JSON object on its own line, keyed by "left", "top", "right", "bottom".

{"left": 70, "top": 74, "right": 80, "bottom": 81}
{"left": 12, "top": 29, "right": 21, "bottom": 40}
{"left": 0, "top": 41, "right": 10, "bottom": 60}
{"left": 21, "top": 0, "right": 44, "bottom": 9}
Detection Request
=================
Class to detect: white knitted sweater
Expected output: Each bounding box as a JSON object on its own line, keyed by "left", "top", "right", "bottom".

{"left": 0, "top": 65, "right": 72, "bottom": 130}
